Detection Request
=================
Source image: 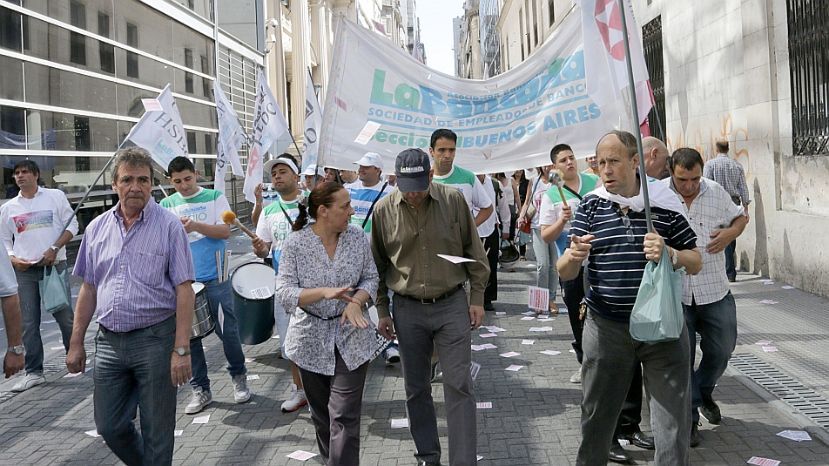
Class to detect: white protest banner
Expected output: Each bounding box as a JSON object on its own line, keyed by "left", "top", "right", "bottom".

{"left": 126, "top": 84, "right": 188, "bottom": 169}
{"left": 581, "top": 0, "right": 652, "bottom": 132}
{"left": 244, "top": 70, "right": 291, "bottom": 203}
{"left": 302, "top": 70, "right": 323, "bottom": 171}
{"left": 319, "top": 7, "right": 624, "bottom": 174}
{"left": 213, "top": 82, "right": 246, "bottom": 193}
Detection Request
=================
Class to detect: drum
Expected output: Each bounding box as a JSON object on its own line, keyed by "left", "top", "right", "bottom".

{"left": 232, "top": 262, "right": 276, "bottom": 345}
{"left": 191, "top": 282, "right": 215, "bottom": 339}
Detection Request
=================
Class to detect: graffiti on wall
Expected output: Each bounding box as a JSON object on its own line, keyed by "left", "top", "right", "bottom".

{"left": 666, "top": 113, "right": 751, "bottom": 174}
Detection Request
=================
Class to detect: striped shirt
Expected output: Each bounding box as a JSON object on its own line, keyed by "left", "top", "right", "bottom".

{"left": 73, "top": 201, "right": 195, "bottom": 332}
{"left": 663, "top": 178, "right": 745, "bottom": 305}
{"left": 703, "top": 153, "right": 750, "bottom": 205}
{"left": 571, "top": 195, "right": 697, "bottom": 322}
{"left": 255, "top": 196, "right": 301, "bottom": 272}
{"left": 345, "top": 180, "right": 390, "bottom": 234}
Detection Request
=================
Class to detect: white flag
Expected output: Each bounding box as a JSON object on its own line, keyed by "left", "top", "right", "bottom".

{"left": 302, "top": 71, "right": 323, "bottom": 172}
{"left": 125, "top": 84, "right": 188, "bottom": 170}
{"left": 213, "top": 82, "right": 246, "bottom": 193}
{"left": 581, "top": 0, "right": 652, "bottom": 129}
{"left": 244, "top": 70, "right": 291, "bottom": 203}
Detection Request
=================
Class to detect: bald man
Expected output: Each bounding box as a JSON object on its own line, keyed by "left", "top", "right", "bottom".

{"left": 643, "top": 136, "right": 670, "bottom": 180}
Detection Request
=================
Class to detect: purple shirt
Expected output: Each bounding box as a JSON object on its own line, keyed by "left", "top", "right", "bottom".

{"left": 74, "top": 200, "right": 194, "bottom": 332}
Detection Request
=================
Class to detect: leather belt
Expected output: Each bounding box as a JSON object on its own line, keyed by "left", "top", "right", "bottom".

{"left": 398, "top": 284, "right": 463, "bottom": 305}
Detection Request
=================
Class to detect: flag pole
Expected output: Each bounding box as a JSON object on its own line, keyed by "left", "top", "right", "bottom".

{"left": 616, "top": 0, "right": 653, "bottom": 232}
{"left": 60, "top": 140, "right": 126, "bottom": 233}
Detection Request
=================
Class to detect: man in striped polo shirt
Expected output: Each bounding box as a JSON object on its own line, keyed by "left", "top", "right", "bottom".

{"left": 558, "top": 131, "right": 702, "bottom": 466}
{"left": 161, "top": 157, "right": 250, "bottom": 414}
{"left": 344, "top": 152, "right": 399, "bottom": 365}
{"left": 430, "top": 129, "right": 497, "bottom": 311}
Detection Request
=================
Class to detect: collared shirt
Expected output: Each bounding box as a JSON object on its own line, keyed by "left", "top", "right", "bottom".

{"left": 703, "top": 153, "right": 750, "bottom": 205}
{"left": 571, "top": 195, "right": 697, "bottom": 322}
{"left": 664, "top": 178, "right": 746, "bottom": 305}
{"left": 275, "top": 225, "right": 379, "bottom": 376}
{"left": 432, "top": 165, "right": 496, "bottom": 237}
{"left": 371, "top": 183, "right": 490, "bottom": 318}
{"left": 73, "top": 200, "right": 194, "bottom": 332}
{"left": 160, "top": 187, "right": 230, "bottom": 282}
{"left": 0, "top": 186, "right": 79, "bottom": 262}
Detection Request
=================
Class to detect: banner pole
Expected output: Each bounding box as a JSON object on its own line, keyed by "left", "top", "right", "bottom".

{"left": 617, "top": 0, "right": 653, "bottom": 232}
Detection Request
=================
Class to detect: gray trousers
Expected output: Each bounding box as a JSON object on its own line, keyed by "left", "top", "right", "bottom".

{"left": 299, "top": 350, "right": 369, "bottom": 466}
{"left": 577, "top": 312, "right": 691, "bottom": 466}
{"left": 393, "top": 288, "right": 477, "bottom": 466}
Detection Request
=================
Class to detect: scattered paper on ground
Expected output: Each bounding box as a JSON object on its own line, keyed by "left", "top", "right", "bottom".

{"left": 521, "top": 316, "right": 536, "bottom": 321}
{"left": 540, "top": 350, "right": 561, "bottom": 356}
{"left": 762, "top": 346, "right": 778, "bottom": 353}
{"left": 84, "top": 430, "right": 99, "bottom": 438}
{"left": 437, "top": 254, "right": 476, "bottom": 264}
{"left": 762, "top": 280, "right": 774, "bottom": 285}
{"left": 500, "top": 352, "right": 520, "bottom": 358}
{"left": 781, "top": 285, "right": 794, "bottom": 290}
{"left": 477, "top": 455, "right": 484, "bottom": 461}
{"left": 521, "top": 340, "right": 535, "bottom": 345}
{"left": 505, "top": 365, "right": 524, "bottom": 372}
{"left": 192, "top": 415, "right": 210, "bottom": 424}
{"left": 522, "top": 311, "right": 536, "bottom": 316}
{"left": 471, "top": 345, "right": 487, "bottom": 352}
{"left": 776, "top": 430, "right": 811, "bottom": 442}
{"left": 759, "top": 299, "right": 778, "bottom": 305}
{"left": 391, "top": 418, "right": 409, "bottom": 428}
{"left": 485, "top": 326, "right": 507, "bottom": 333}
{"left": 569, "top": 349, "right": 576, "bottom": 353}
{"left": 64, "top": 372, "right": 83, "bottom": 378}
{"left": 755, "top": 340, "right": 772, "bottom": 346}
{"left": 747, "top": 457, "right": 780, "bottom": 466}
{"left": 470, "top": 362, "right": 481, "bottom": 380}
{"left": 286, "top": 450, "right": 318, "bottom": 461}
{"left": 174, "top": 430, "right": 183, "bottom": 437}
{"left": 246, "top": 374, "right": 260, "bottom": 381}
{"left": 536, "top": 317, "right": 555, "bottom": 322}
{"left": 495, "top": 312, "right": 506, "bottom": 316}
{"left": 529, "top": 327, "right": 553, "bottom": 332}
{"left": 479, "top": 343, "right": 497, "bottom": 349}
{"left": 477, "top": 402, "right": 492, "bottom": 409}
{"left": 245, "top": 357, "right": 255, "bottom": 363}
{"left": 479, "top": 333, "right": 497, "bottom": 338}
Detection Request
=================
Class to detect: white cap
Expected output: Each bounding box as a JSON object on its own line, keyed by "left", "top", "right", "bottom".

{"left": 302, "top": 164, "right": 317, "bottom": 176}
{"left": 354, "top": 152, "right": 383, "bottom": 170}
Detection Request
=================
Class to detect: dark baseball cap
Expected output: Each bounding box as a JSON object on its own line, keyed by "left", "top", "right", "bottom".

{"left": 395, "top": 148, "right": 431, "bottom": 193}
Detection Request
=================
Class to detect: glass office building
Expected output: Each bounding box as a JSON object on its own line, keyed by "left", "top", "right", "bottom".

{"left": 0, "top": 0, "right": 265, "bottom": 232}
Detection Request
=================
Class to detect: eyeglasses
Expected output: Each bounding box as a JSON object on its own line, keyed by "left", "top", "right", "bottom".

{"left": 616, "top": 206, "right": 636, "bottom": 244}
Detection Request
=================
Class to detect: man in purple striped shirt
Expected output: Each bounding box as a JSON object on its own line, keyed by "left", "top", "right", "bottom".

{"left": 66, "top": 147, "right": 195, "bottom": 466}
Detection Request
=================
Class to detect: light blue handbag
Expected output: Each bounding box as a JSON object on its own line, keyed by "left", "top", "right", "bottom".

{"left": 629, "top": 248, "right": 685, "bottom": 343}
{"left": 39, "top": 266, "right": 71, "bottom": 314}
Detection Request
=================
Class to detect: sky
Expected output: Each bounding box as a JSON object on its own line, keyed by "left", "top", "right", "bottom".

{"left": 417, "top": 0, "right": 465, "bottom": 76}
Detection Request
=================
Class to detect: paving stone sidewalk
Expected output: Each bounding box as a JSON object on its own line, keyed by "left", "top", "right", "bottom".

{"left": 1, "top": 255, "right": 828, "bottom": 465}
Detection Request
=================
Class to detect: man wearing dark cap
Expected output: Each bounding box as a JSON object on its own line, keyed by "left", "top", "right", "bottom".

{"left": 372, "top": 148, "right": 490, "bottom": 466}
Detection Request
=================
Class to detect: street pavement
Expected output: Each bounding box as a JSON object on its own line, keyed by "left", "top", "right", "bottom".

{"left": 1, "top": 235, "right": 829, "bottom": 465}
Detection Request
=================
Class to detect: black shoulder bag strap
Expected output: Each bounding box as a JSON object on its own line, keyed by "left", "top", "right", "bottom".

{"left": 278, "top": 202, "right": 296, "bottom": 229}
{"left": 361, "top": 183, "right": 388, "bottom": 229}
{"left": 562, "top": 184, "right": 583, "bottom": 201}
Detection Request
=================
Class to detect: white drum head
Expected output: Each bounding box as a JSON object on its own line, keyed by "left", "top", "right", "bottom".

{"left": 232, "top": 263, "right": 275, "bottom": 299}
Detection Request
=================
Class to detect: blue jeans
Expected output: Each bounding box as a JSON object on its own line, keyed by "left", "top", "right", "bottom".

{"left": 684, "top": 292, "right": 738, "bottom": 423}
{"left": 15, "top": 263, "right": 74, "bottom": 374}
{"left": 94, "top": 317, "right": 177, "bottom": 466}
{"left": 725, "top": 239, "right": 737, "bottom": 280}
{"left": 190, "top": 279, "right": 247, "bottom": 391}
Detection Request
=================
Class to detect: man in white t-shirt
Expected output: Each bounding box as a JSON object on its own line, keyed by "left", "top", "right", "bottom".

{"left": 0, "top": 160, "right": 77, "bottom": 392}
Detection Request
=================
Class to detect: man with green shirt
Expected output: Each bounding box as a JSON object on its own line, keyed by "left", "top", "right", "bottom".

{"left": 372, "top": 148, "right": 490, "bottom": 466}
{"left": 161, "top": 157, "right": 250, "bottom": 414}
{"left": 251, "top": 154, "right": 307, "bottom": 413}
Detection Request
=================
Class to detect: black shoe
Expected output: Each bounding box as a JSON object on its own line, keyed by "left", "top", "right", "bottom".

{"left": 484, "top": 302, "right": 496, "bottom": 312}
{"left": 618, "top": 430, "right": 655, "bottom": 450}
{"left": 700, "top": 398, "right": 722, "bottom": 425}
{"left": 417, "top": 461, "right": 441, "bottom": 466}
{"left": 608, "top": 439, "right": 631, "bottom": 464}
{"left": 690, "top": 422, "right": 701, "bottom": 448}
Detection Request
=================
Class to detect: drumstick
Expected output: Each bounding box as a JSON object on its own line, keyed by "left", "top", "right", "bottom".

{"left": 221, "top": 210, "right": 257, "bottom": 239}
{"left": 215, "top": 250, "right": 222, "bottom": 283}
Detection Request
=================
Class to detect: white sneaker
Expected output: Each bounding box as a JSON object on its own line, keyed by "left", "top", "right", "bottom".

{"left": 281, "top": 385, "right": 308, "bottom": 413}
{"left": 11, "top": 373, "right": 46, "bottom": 392}
{"left": 232, "top": 374, "right": 251, "bottom": 403}
{"left": 569, "top": 367, "right": 582, "bottom": 384}
{"left": 185, "top": 387, "right": 212, "bottom": 414}
{"left": 384, "top": 346, "right": 400, "bottom": 365}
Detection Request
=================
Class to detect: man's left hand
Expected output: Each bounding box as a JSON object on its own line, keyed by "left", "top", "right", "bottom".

{"left": 643, "top": 232, "right": 666, "bottom": 262}
{"left": 469, "top": 305, "right": 484, "bottom": 330}
{"left": 170, "top": 353, "right": 192, "bottom": 387}
{"left": 4, "top": 352, "right": 24, "bottom": 378}
{"left": 39, "top": 248, "right": 57, "bottom": 267}
{"left": 706, "top": 228, "right": 733, "bottom": 254}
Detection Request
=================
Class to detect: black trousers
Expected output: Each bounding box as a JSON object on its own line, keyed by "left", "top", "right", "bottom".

{"left": 481, "top": 228, "right": 500, "bottom": 303}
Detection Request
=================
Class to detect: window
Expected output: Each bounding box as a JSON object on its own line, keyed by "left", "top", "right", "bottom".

{"left": 69, "top": 1, "right": 87, "bottom": 65}
{"left": 519, "top": 7, "right": 525, "bottom": 60}
{"left": 201, "top": 55, "right": 212, "bottom": 97}
{"left": 187, "top": 131, "right": 197, "bottom": 154}
{"left": 126, "top": 22, "right": 139, "bottom": 78}
{"left": 184, "top": 48, "right": 194, "bottom": 93}
{"left": 788, "top": 0, "right": 829, "bottom": 156}
{"left": 642, "top": 16, "right": 664, "bottom": 139}
{"left": 548, "top": 0, "right": 555, "bottom": 26}
{"left": 531, "top": 0, "right": 538, "bottom": 46}
{"left": 0, "top": 5, "right": 22, "bottom": 51}
{"left": 98, "top": 12, "right": 114, "bottom": 73}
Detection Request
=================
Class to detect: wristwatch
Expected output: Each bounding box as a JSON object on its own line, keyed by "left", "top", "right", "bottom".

{"left": 670, "top": 247, "right": 679, "bottom": 266}
{"left": 49, "top": 245, "right": 59, "bottom": 252}
{"left": 9, "top": 345, "right": 24, "bottom": 355}
{"left": 173, "top": 346, "right": 190, "bottom": 356}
